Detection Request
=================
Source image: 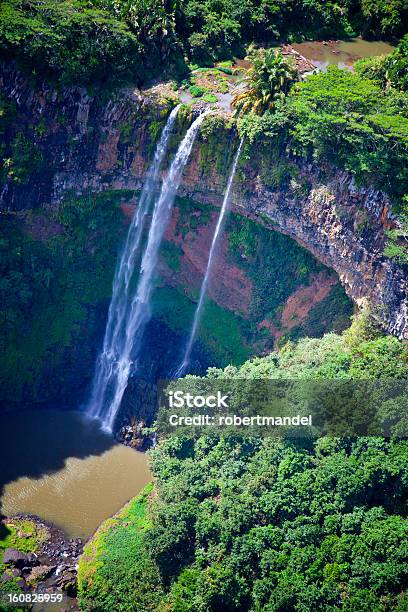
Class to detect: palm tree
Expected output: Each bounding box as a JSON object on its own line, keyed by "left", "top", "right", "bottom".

{"left": 232, "top": 46, "right": 298, "bottom": 117}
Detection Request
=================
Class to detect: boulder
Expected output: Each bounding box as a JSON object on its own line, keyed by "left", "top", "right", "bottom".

{"left": 26, "top": 552, "right": 39, "bottom": 566}
{"left": 2, "top": 548, "right": 28, "bottom": 566}
{"left": 1, "top": 568, "right": 22, "bottom": 581}
{"left": 27, "top": 565, "right": 55, "bottom": 583}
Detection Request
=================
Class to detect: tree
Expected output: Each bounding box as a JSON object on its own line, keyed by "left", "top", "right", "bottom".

{"left": 232, "top": 46, "right": 297, "bottom": 117}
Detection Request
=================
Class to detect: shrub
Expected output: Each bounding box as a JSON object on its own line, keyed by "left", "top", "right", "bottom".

{"left": 189, "top": 84, "right": 206, "bottom": 97}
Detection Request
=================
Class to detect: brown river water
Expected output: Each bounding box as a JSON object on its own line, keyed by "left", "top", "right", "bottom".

{"left": 293, "top": 37, "right": 395, "bottom": 70}
{"left": 0, "top": 410, "right": 151, "bottom": 539}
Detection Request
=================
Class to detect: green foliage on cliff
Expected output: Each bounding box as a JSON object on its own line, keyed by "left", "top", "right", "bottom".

{"left": 226, "top": 213, "right": 353, "bottom": 336}
{"left": 0, "top": 96, "right": 45, "bottom": 187}
{"left": 77, "top": 319, "right": 408, "bottom": 612}
{"left": 238, "top": 40, "right": 408, "bottom": 265}
{"left": 154, "top": 199, "right": 352, "bottom": 367}
{"left": 0, "top": 93, "right": 57, "bottom": 192}
{"left": 232, "top": 47, "right": 297, "bottom": 116}
{"left": 236, "top": 34, "right": 408, "bottom": 269}
{"left": 287, "top": 284, "right": 356, "bottom": 342}
{"left": 5, "top": 133, "right": 44, "bottom": 185}
{"left": 0, "top": 190, "right": 128, "bottom": 405}
{"left": 0, "top": 187, "right": 352, "bottom": 405}
{"left": 151, "top": 286, "right": 253, "bottom": 367}
{"left": 239, "top": 63, "right": 408, "bottom": 212}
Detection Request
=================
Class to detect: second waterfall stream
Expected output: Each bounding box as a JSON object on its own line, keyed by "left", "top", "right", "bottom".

{"left": 175, "top": 137, "right": 244, "bottom": 377}
{"left": 86, "top": 108, "right": 209, "bottom": 432}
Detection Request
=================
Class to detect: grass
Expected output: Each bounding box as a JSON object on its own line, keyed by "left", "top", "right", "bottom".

{"left": 203, "top": 93, "right": 218, "bottom": 103}
{"left": 0, "top": 518, "right": 47, "bottom": 558}
{"left": 78, "top": 483, "right": 163, "bottom": 612}
{"left": 0, "top": 519, "right": 48, "bottom": 609}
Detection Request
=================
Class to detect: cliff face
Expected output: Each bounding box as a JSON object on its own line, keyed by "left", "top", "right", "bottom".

{"left": 1, "top": 63, "right": 407, "bottom": 340}
{"left": 237, "top": 175, "right": 408, "bottom": 341}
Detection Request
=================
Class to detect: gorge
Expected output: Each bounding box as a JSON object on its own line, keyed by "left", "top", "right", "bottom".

{"left": 0, "top": 62, "right": 406, "bottom": 420}
{"left": 0, "top": 5, "right": 407, "bottom": 606}
{"left": 1, "top": 61, "right": 406, "bottom": 347}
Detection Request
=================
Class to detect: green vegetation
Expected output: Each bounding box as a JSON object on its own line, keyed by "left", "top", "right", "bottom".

{"left": 0, "top": 186, "right": 352, "bottom": 404}
{"left": 232, "top": 47, "right": 297, "bottom": 116}
{"left": 154, "top": 200, "right": 352, "bottom": 366}
{"left": 0, "top": 519, "right": 48, "bottom": 606}
{"left": 359, "top": 0, "right": 407, "bottom": 38}
{"left": 78, "top": 484, "right": 163, "bottom": 612}
{"left": 0, "top": 95, "right": 45, "bottom": 186}
{"left": 384, "top": 200, "right": 408, "bottom": 264}
{"left": 77, "top": 317, "right": 408, "bottom": 611}
{"left": 238, "top": 39, "right": 408, "bottom": 264}
{"left": 188, "top": 85, "right": 206, "bottom": 98}
{"left": 0, "top": 0, "right": 177, "bottom": 87}
{"left": 0, "top": 190, "right": 128, "bottom": 404}
{"left": 0, "top": 519, "right": 47, "bottom": 556}
{"left": 177, "top": 0, "right": 404, "bottom": 65}
{"left": 6, "top": 133, "right": 44, "bottom": 185}
{"left": 203, "top": 93, "right": 218, "bottom": 104}
{"left": 180, "top": 67, "right": 231, "bottom": 102}
{"left": 240, "top": 65, "right": 408, "bottom": 204}
{"left": 1, "top": 0, "right": 406, "bottom": 88}
{"left": 160, "top": 241, "right": 182, "bottom": 272}
{"left": 174, "top": 196, "right": 213, "bottom": 237}
{"left": 354, "top": 34, "right": 408, "bottom": 93}
{"left": 226, "top": 213, "right": 353, "bottom": 334}
{"left": 287, "top": 284, "right": 355, "bottom": 342}
{"left": 151, "top": 286, "right": 252, "bottom": 367}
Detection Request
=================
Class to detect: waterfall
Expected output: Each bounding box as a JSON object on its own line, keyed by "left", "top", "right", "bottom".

{"left": 87, "top": 104, "right": 180, "bottom": 422}
{"left": 86, "top": 109, "right": 209, "bottom": 432}
{"left": 175, "top": 137, "right": 244, "bottom": 378}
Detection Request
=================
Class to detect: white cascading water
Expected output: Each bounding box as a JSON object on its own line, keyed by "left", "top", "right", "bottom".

{"left": 86, "top": 109, "right": 209, "bottom": 432}
{"left": 175, "top": 137, "right": 244, "bottom": 377}
{"left": 87, "top": 104, "right": 180, "bottom": 421}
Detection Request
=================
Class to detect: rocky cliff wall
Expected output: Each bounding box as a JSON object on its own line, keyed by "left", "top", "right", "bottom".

{"left": 1, "top": 63, "right": 407, "bottom": 340}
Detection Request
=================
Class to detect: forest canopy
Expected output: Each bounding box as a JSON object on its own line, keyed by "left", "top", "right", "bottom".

{"left": 1, "top": 0, "right": 407, "bottom": 86}
{"left": 78, "top": 320, "right": 408, "bottom": 611}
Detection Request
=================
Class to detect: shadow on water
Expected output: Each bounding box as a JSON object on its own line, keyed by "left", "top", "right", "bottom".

{"left": 0, "top": 409, "right": 152, "bottom": 539}
{"left": 0, "top": 409, "right": 114, "bottom": 515}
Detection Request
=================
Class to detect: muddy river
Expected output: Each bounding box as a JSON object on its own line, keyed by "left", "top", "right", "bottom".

{"left": 0, "top": 410, "right": 151, "bottom": 539}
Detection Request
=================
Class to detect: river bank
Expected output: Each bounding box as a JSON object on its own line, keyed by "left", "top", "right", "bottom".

{"left": 0, "top": 410, "right": 152, "bottom": 609}
{"left": 0, "top": 514, "right": 82, "bottom": 610}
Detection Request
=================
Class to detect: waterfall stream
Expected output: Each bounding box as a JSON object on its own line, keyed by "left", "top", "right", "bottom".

{"left": 175, "top": 137, "right": 244, "bottom": 377}
{"left": 86, "top": 109, "right": 209, "bottom": 432}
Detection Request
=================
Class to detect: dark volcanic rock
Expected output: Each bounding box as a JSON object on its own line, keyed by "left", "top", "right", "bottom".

{"left": 1, "top": 516, "right": 82, "bottom": 611}
{"left": 2, "top": 548, "right": 28, "bottom": 566}
{"left": 1, "top": 568, "right": 22, "bottom": 581}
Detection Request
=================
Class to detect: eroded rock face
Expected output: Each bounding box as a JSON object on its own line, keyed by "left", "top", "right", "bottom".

{"left": 163, "top": 207, "right": 254, "bottom": 317}
{"left": 237, "top": 175, "right": 407, "bottom": 340}
{"left": 1, "top": 63, "right": 406, "bottom": 339}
